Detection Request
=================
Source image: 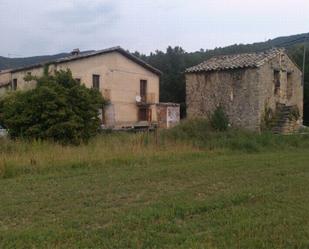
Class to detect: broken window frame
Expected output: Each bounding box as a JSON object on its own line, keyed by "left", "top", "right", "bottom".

{"left": 274, "top": 70, "right": 280, "bottom": 95}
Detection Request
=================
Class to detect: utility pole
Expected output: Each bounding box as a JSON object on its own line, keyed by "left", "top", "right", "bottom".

{"left": 302, "top": 35, "right": 308, "bottom": 126}
{"left": 302, "top": 37, "right": 307, "bottom": 86}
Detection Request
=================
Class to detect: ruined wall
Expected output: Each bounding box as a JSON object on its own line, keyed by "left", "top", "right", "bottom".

{"left": 0, "top": 71, "right": 12, "bottom": 95}
{"left": 186, "top": 68, "right": 261, "bottom": 131}
{"left": 156, "top": 105, "right": 167, "bottom": 128}
{"left": 257, "top": 53, "right": 303, "bottom": 126}
{"left": 156, "top": 103, "right": 180, "bottom": 129}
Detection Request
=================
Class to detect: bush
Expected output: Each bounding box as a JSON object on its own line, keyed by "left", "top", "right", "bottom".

{"left": 162, "top": 119, "right": 309, "bottom": 152}
{"left": 162, "top": 118, "right": 210, "bottom": 141}
{"left": 210, "top": 106, "right": 229, "bottom": 131}
{"left": 0, "top": 69, "right": 105, "bottom": 145}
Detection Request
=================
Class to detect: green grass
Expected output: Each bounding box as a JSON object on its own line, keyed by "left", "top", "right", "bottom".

{"left": 1, "top": 121, "right": 309, "bottom": 248}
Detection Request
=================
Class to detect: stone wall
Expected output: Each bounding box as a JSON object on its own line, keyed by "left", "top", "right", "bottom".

{"left": 257, "top": 53, "right": 303, "bottom": 128}
{"left": 0, "top": 71, "right": 12, "bottom": 94}
{"left": 156, "top": 103, "right": 180, "bottom": 129}
{"left": 186, "top": 52, "right": 303, "bottom": 132}
{"left": 186, "top": 68, "right": 261, "bottom": 131}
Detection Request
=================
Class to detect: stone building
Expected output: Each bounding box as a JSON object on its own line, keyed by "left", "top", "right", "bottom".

{"left": 185, "top": 49, "right": 303, "bottom": 133}
{"left": 0, "top": 47, "right": 179, "bottom": 129}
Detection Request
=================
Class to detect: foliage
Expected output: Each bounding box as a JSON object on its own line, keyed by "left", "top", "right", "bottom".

{"left": 0, "top": 70, "right": 105, "bottom": 144}
{"left": 1, "top": 119, "right": 309, "bottom": 178}
{"left": 161, "top": 119, "right": 309, "bottom": 152}
{"left": 209, "top": 106, "right": 229, "bottom": 131}
{"left": 261, "top": 107, "right": 274, "bottom": 131}
{"left": 288, "top": 105, "right": 301, "bottom": 121}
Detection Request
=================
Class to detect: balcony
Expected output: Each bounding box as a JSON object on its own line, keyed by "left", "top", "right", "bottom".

{"left": 137, "top": 92, "right": 156, "bottom": 105}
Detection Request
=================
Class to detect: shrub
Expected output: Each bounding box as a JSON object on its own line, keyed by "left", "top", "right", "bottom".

{"left": 288, "top": 106, "right": 300, "bottom": 121}
{"left": 210, "top": 106, "right": 229, "bottom": 131}
{"left": 261, "top": 107, "right": 274, "bottom": 131}
{"left": 162, "top": 118, "right": 210, "bottom": 141}
{"left": 0, "top": 70, "right": 105, "bottom": 145}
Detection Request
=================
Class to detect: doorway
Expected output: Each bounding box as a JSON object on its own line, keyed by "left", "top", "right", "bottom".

{"left": 138, "top": 107, "right": 152, "bottom": 122}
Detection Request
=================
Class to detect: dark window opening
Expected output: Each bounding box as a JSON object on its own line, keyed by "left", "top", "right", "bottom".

{"left": 287, "top": 72, "right": 293, "bottom": 99}
{"left": 274, "top": 70, "right": 280, "bottom": 95}
{"left": 92, "top": 75, "right": 100, "bottom": 90}
{"left": 12, "top": 79, "right": 17, "bottom": 90}
{"left": 140, "top": 80, "right": 147, "bottom": 102}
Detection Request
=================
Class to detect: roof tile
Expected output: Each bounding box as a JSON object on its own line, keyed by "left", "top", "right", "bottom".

{"left": 186, "top": 48, "right": 284, "bottom": 73}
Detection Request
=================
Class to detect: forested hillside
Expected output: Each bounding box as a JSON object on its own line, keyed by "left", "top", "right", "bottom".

{"left": 0, "top": 54, "right": 68, "bottom": 71}
{"left": 1, "top": 32, "right": 308, "bottom": 124}
{"left": 0, "top": 51, "right": 94, "bottom": 71}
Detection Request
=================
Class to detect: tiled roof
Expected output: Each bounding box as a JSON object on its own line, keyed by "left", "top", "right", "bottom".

{"left": 185, "top": 48, "right": 284, "bottom": 73}
{"left": 11, "top": 47, "right": 162, "bottom": 76}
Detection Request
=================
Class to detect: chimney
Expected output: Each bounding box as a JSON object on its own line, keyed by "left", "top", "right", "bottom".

{"left": 71, "top": 48, "right": 80, "bottom": 56}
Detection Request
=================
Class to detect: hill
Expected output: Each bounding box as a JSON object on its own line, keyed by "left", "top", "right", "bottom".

{"left": 0, "top": 51, "right": 94, "bottom": 71}
{"left": 0, "top": 53, "right": 68, "bottom": 71}
{"left": 1, "top": 32, "right": 308, "bottom": 71}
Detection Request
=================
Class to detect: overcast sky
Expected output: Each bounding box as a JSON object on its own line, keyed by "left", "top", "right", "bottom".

{"left": 0, "top": 0, "right": 308, "bottom": 57}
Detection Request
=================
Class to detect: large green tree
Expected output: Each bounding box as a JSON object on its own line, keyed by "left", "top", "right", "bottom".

{"left": 0, "top": 69, "right": 105, "bottom": 144}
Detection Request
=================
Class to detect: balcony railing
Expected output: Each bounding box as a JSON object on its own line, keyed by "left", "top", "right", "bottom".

{"left": 139, "top": 92, "right": 156, "bottom": 105}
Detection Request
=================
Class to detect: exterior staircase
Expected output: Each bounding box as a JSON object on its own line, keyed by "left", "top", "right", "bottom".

{"left": 271, "top": 104, "right": 300, "bottom": 134}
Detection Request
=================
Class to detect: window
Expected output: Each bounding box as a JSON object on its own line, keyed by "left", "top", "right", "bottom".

{"left": 287, "top": 72, "right": 293, "bottom": 99}
{"left": 92, "top": 75, "right": 100, "bottom": 90}
{"left": 274, "top": 70, "right": 280, "bottom": 95}
{"left": 140, "top": 80, "right": 147, "bottom": 102}
{"left": 12, "top": 79, "right": 17, "bottom": 90}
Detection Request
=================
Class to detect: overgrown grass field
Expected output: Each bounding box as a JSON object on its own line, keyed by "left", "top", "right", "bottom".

{"left": 1, "top": 120, "right": 309, "bottom": 248}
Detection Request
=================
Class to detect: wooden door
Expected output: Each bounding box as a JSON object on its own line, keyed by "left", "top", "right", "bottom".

{"left": 138, "top": 107, "right": 148, "bottom": 121}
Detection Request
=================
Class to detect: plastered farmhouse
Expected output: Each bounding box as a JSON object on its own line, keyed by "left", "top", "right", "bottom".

{"left": 0, "top": 47, "right": 180, "bottom": 129}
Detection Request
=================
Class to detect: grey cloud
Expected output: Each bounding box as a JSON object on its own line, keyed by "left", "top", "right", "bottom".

{"left": 47, "top": 1, "right": 118, "bottom": 28}
{"left": 0, "top": 0, "right": 308, "bottom": 56}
